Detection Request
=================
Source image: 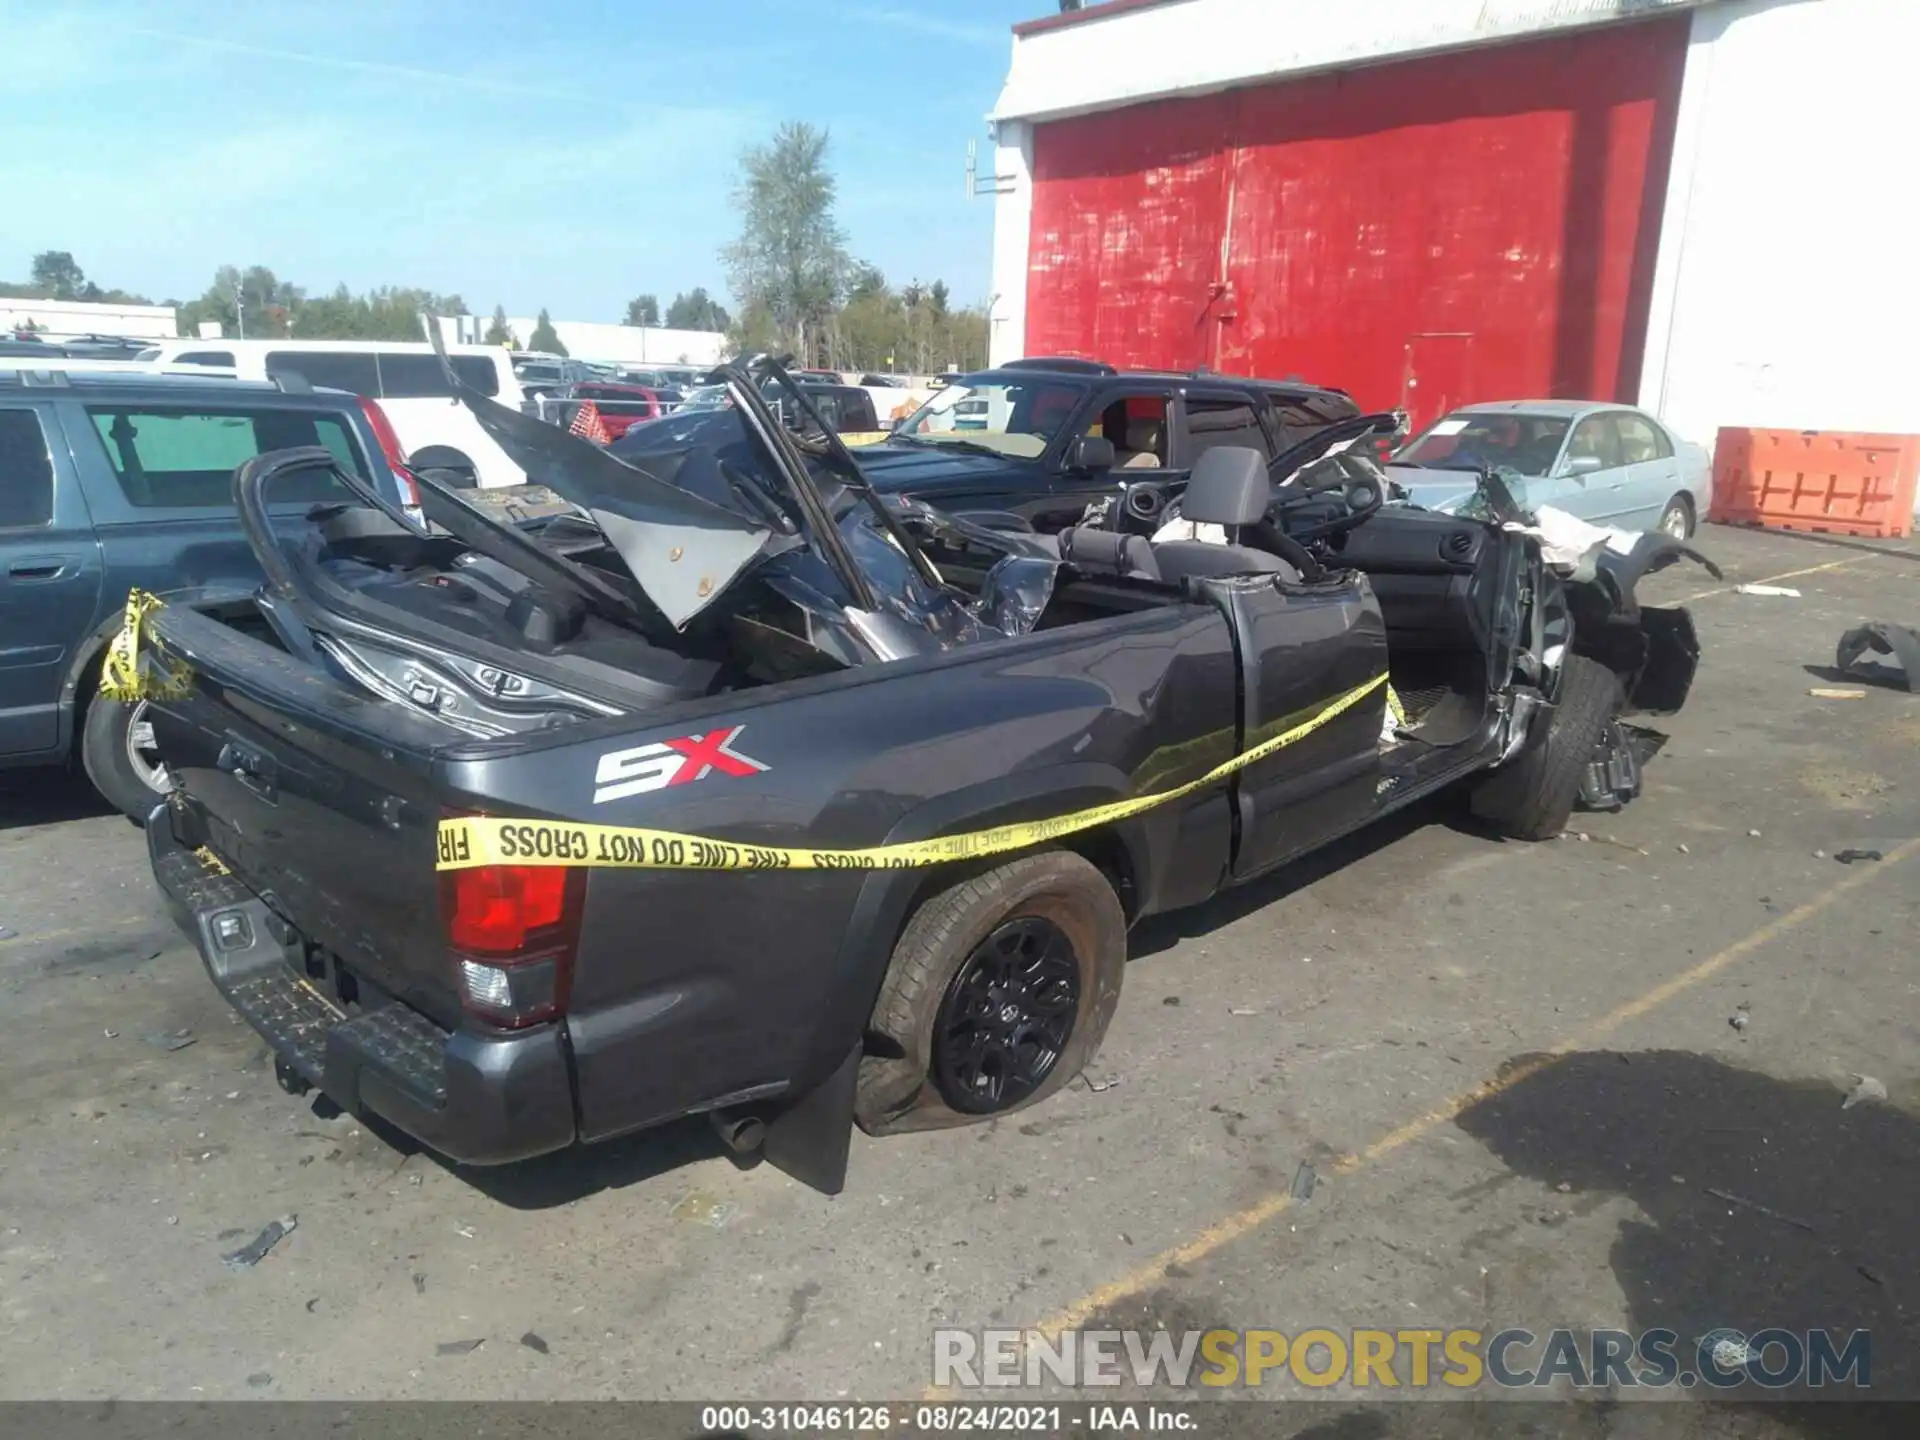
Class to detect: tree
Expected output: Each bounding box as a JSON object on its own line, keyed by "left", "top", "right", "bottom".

{"left": 666, "top": 287, "right": 731, "bottom": 332}
{"left": 623, "top": 294, "right": 660, "bottom": 327}
{"left": 721, "top": 121, "right": 848, "bottom": 366}
{"left": 30, "top": 251, "right": 87, "bottom": 301}
{"left": 484, "top": 305, "right": 515, "bottom": 346}
{"left": 527, "top": 308, "right": 567, "bottom": 356}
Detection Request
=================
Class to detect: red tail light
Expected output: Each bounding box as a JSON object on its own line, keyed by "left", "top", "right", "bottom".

{"left": 358, "top": 395, "right": 421, "bottom": 512}
{"left": 439, "top": 862, "right": 583, "bottom": 1029}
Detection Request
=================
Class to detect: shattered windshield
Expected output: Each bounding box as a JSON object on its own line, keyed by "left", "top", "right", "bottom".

{"left": 891, "top": 379, "right": 1085, "bottom": 459}
{"left": 1396, "top": 413, "right": 1570, "bottom": 476}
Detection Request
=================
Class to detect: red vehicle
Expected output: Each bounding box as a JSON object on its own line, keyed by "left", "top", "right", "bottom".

{"left": 570, "top": 381, "right": 663, "bottom": 439}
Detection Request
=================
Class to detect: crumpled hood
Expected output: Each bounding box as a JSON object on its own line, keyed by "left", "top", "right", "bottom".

{"left": 425, "top": 324, "right": 779, "bottom": 630}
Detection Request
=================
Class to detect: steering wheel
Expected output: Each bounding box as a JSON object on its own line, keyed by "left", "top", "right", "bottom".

{"left": 1266, "top": 457, "right": 1385, "bottom": 542}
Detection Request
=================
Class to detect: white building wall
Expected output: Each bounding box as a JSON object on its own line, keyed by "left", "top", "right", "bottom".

{"left": 986, "top": 121, "right": 1035, "bottom": 366}
{"left": 2, "top": 297, "right": 179, "bottom": 339}
{"left": 991, "top": 0, "right": 1713, "bottom": 123}
{"left": 1638, "top": 0, "right": 1920, "bottom": 463}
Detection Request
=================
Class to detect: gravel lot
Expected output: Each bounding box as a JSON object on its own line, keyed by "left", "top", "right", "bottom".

{"left": 2, "top": 522, "right": 1916, "bottom": 1428}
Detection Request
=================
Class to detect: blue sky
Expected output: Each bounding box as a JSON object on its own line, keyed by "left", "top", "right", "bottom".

{"left": 0, "top": 0, "right": 1041, "bottom": 320}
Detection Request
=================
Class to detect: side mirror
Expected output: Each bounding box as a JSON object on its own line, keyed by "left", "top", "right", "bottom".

{"left": 1561, "top": 453, "right": 1605, "bottom": 478}
{"left": 1067, "top": 434, "right": 1115, "bottom": 472}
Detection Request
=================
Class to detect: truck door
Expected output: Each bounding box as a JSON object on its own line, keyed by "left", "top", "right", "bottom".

{"left": 0, "top": 403, "right": 102, "bottom": 760}
{"left": 1201, "top": 569, "right": 1390, "bottom": 881}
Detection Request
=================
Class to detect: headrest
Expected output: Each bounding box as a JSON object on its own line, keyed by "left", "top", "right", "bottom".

{"left": 1181, "top": 446, "right": 1269, "bottom": 526}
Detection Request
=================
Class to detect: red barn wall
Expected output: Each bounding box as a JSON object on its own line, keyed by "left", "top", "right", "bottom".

{"left": 1024, "top": 15, "right": 1689, "bottom": 430}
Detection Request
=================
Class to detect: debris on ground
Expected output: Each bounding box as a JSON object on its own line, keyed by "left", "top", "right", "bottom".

{"left": 305, "top": 1297, "right": 318, "bottom": 1313}
{"left": 1747, "top": 829, "right": 1762, "bottom": 838}
{"left": 1729, "top": 1014, "right": 1749, "bottom": 1033}
{"left": 141, "top": 1030, "right": 195, "bottom": 1052}
{"left": 1835, "top": 848, "right": 1884, "bottom": 865}
{"left": 435, "top": 1339, "right": 485, "bottom": 1356}
{"left": 1808, "top": 687, "right": 1867, "bottom": 700}
{"left": 1836, "top": 620, "right": 1920, "bottom": 692}
{"left": 1592, "top": 835, "right": 1649, "bottom": 856}
{"left": 221, "top": 1215, "right": 297, "bottom": 1270}
{"left": 412, "top": 1272, "right": 427, "bottom": 1294}
{"left": 1705, "top": 1187, "right": 1815, "bottom": 1233}
{"left": 0, "top": 926, "right": 16, "bottom": 941}
{"left": 1735, "top": 584, "right": 1801, "bottom": 597}
{"left": 1842, "top": 1075, "right": 1888, "bottom": 1110}
{"left": 1676, "top": 843, "right": 1690, "bottom": 854}
{"left": 1161, "top": 996, "right": 1181, "bottom": 1006}
{"left": 1290, "top": 1161, "right": 1318, "bottom": 1202}
{"left": 669, "top": 1192, "right": 739, "bottom": 1230}
{"left": 246, "top": 1372, "right": 272, "bottom": 1389}
{"left": 520, "top": 1332, "right": 550, "bottom": 1355}
{"left": 103, "top": 1029, "right": 119, "bottom": 1039}
{"left": 1228, "top": 1007, "right": 1260, "bottom": 1016}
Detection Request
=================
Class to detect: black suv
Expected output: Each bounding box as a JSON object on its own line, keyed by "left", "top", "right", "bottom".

{"left": 0, "top": 366, "right": 409, "bottom": 816}
{"left": 852, "top": 358, "right": 1362, "bottom": 532}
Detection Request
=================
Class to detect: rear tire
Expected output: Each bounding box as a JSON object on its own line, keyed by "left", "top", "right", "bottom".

{"left": 81, "top": 693, "right": 173, "bottom": 824}
{"left": 1469, "top": 656, "right": 1623, "bottom": 841}
{"left": 855, "top": 851, "right": 1126, "bottom": 1135}
{"left": 1657, "top": 495, "right": 1694, "bottom": 540}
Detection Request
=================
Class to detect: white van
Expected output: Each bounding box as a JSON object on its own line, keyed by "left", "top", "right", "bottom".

{"left": 134, "top": 339, "right": 527, "bottom": 489}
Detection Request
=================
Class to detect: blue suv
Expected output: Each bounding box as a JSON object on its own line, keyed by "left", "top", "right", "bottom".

{"left": 0, "top": 366, "right": 409, "bottom": 817}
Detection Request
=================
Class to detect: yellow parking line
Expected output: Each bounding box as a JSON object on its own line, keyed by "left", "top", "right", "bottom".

{"left": 1019, "top": 833, "right": 1920, "bottom": 1347}
{"left": 1681, "top": 556, "right": 1862, "bottom": 604}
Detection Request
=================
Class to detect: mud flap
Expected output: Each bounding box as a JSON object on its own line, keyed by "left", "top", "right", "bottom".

{"left": 1628, "top": 606, "right": 1700, "bottom": 715}
{"left": 762, "top": 1043, "right": 859, "bottom": 1196}
{"left": 1837, "top": 621, "right": 1920, "bottom": 693}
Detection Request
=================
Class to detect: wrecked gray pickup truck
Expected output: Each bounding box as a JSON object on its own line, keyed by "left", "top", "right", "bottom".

{"left": 131, "top": 350, "right": 1715, "bottom": 1194}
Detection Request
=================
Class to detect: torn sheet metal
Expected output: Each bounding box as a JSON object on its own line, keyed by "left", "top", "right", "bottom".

{"left": 1836, "top": 621, "right": 1920, "bottom": 692}
{"left": 1499, "top": 506, "right": 1722, "bottom": 593}
{"left": 422, "top": 321, "right": 777, "bottom": 630}
{"left": 836, "top": 496, "right": 1062, "bottom": 650}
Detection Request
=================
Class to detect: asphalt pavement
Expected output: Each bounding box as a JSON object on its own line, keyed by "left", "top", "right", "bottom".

{"left": 1, "top": 522, "right": 1916, "bottom": 1433}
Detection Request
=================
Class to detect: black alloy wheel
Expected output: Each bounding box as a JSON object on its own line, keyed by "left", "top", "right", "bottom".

{"left": 931, "top": 916, "right": 1081, "bottom": 1113}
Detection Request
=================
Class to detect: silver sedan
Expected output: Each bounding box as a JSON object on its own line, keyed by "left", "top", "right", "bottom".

{"left": 1387, "top": 400, "right": 1713, "bottom": 538}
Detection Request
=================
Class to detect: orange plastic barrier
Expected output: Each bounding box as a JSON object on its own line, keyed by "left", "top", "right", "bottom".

{"left": 1707, "top": 428, "right": 1918, "bottom": 539}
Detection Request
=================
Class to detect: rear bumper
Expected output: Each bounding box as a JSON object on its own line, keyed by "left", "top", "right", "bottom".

{"left": 148, "top": 805, "right": 576, "bottom": 1166}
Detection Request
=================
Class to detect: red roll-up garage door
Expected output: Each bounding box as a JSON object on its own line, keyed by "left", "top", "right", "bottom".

{"left": 1024, "top": 15, "right": 1689, "bottom": 430}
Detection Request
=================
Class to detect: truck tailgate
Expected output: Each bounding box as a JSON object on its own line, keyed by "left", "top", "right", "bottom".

{"left": 144, "top": 603, "right": 466, "bottom": 1026}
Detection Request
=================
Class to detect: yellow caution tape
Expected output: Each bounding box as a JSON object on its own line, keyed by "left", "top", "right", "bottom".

{"left": 436, "top": 672, "right": 1389, "bottom": 873}
{"left": 1387, "top": 682, "right": 1408, "bottom": 728}
{"left": 98, "top": 589, "right": 193, "bottom": 703}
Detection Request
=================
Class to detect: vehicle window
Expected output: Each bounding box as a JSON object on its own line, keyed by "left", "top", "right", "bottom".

{"left": 1564, "top": 415, "right": 1621, "bottom": 469}
{"left": 1397, "top": 413, "right": 1572, "bottom": 476}
{"left": 84, "top": 406, "right": 364, "bottom": 509}
{"left": 1185, "top": 394, "right": 1273, "bottom": 462}
{"left": 894, "top": 380, "right": 1086, "bottom": 459}
{"left": 1612, "top": 413, "right": 1666, "bottom": 464}
{"left": 1085, "top": 394, "right": 1171, "bottom": 469}
{"left": 373, "top": 352, "right": 501, "bottom": 399}
{"left": 265, "top": 350, "right": 379, "bottom": 395}
{"left": 172, "top": 350, "right": 235, "bottom": 367}
{"left": 0, "top": 408, "right": 55, "bottom": 528}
